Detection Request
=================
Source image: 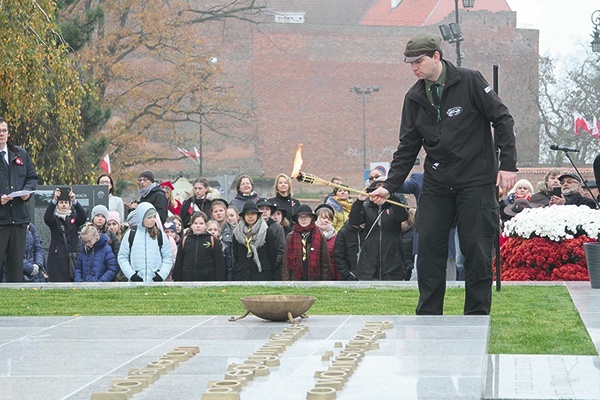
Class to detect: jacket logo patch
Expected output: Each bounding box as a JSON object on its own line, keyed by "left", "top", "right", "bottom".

{"left": 446, "top": 107, "right": 463, "bottom": 117}
{"left": 485, "top": 85, "right": 492, "bottom": 93}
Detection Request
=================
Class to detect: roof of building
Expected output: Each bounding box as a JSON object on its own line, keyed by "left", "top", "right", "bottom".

{"left": 362, "top": 0, "right": 512, "bottom": 27}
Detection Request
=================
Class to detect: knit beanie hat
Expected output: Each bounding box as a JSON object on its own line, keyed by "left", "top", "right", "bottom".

{"left": 163, "top": 221, "right": 176, "bottom": 232}
{"left": 139, "top": 170, "right": 155, "bottom": 183}
{"left": 143, "top": 207, "right": 157, "bottom": 220}
{"left": 107, "top": 211, "right": 120, "bottom": 225}
{"left": 91, "top": 205, "right": 109, "bottom": 220}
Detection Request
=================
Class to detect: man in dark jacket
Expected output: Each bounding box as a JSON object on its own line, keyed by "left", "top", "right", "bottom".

{"left": 549, "top": 172, "right": 597, "bottom": 208}
{"left": 134, "top": 170, "right": 168, "bottom": 224}
{"left": 370, "top": 33, "right": 517, "bottom": 315}
{"left": 0, "top": 117, "right": 39, "bottom": 282}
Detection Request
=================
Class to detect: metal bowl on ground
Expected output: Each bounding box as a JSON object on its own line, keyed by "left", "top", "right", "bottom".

{"left": 229, "top": 295, "right": 316, "bottom": 323}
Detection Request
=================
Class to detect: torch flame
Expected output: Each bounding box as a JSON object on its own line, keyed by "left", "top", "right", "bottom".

{"left": 291, "top": 144, "right": 303, "bottom": 178}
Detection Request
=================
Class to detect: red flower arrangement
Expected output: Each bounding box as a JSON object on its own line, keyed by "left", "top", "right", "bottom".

{"left": 495, "top": 235, "right": 596, "bottom": 281}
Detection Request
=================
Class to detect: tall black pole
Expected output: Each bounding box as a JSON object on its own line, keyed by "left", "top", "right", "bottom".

{"left": 454, "top": 0, "right": 462, "bottom": 67}
{"left": 493, "top": 64, "right": 501, "bottom": 292}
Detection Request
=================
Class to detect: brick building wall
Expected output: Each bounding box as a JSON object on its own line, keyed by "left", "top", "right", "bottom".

{"left": 157, "top": 6, "right": 540, "bottom": 195}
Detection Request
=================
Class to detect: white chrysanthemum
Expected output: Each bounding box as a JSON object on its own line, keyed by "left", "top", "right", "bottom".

{"left": 503, "top": 205, "right": 600, "bottom": 242}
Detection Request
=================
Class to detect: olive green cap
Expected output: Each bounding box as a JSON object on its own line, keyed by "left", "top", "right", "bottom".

{"left": 404, "top": 32, "right": 442, "bottom": 63}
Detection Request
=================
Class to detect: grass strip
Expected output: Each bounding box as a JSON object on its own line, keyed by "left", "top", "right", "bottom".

{"left": 0, "top": 285, "right": 595, "bottom": 356}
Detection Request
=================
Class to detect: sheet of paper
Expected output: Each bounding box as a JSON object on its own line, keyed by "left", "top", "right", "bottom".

{"left": 7, "top": 190, "right": 36, "bottom": 198}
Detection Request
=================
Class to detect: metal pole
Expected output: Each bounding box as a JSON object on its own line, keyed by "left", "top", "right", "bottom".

{"left": 454, "top": 0, "right": 462, "bottom": 67}
{"left": 198, "top": 112, "right": 203, "bottom": 177}
{"left": 362, "top": 92, "right": 367, "bottom": 173}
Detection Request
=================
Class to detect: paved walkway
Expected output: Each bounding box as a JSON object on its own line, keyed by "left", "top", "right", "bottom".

{"left": 0, "top": 281, "right": 598, "bottom": 399}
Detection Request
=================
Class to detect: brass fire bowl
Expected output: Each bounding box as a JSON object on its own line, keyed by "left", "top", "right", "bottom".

{"left": 229, "top": 295, "right": 316, "bottom": 324}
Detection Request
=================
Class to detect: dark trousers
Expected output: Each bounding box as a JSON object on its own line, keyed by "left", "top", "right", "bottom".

{"left": 416, "top": 182, "right": 498, "bottom": 315}
{"left": 0, "top": 224, "right": 27, "bottom": 282}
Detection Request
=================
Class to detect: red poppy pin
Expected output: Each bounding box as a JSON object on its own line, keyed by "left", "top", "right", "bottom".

{"left": 70, "top": 218, "right": 76, "bottom": 224}
{"left": 14, "top": 157, "right": 23, "bottom": 166}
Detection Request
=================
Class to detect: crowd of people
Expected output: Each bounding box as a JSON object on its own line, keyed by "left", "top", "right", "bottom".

{"left": 9, "top": 161, "right": 597, "bottom": 286}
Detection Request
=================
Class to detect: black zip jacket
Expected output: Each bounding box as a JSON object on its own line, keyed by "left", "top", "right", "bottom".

{"left": 384, "top": 60, "right": 517, "bottom": 193}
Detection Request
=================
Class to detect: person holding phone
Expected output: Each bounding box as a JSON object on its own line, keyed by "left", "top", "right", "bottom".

{"left": 548, "top": 172, "right": 596, "bottom": 208}
{"left": 44, "top": 187, "right": 88, "bottom": 282}
{"left": 530, "top": 169, "right": 563, "bottom": 207}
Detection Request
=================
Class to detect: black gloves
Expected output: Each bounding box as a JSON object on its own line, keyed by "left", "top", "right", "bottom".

{"left": 152, "top": 272, "right": 163, "bottom": 282}
{"left": 130, "top": 273, "right": 143, "bottom": 282}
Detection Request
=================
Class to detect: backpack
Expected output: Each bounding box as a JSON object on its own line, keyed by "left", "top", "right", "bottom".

{"left": 128, "top": 225, "right": 163, "bottom": 249}
{"left": 181, "top": 234, "right": 214, "bottom": 249}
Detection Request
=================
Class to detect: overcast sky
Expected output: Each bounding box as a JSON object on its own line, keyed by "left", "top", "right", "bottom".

{"left": 506, "top": 0, "right": 599, "bottom": 57}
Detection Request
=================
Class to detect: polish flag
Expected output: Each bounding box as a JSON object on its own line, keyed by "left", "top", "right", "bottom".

{"left": 193, "top": 146, "right": 201, "bottom": 161}
{"left": 100, "top": 154, "right": 111, "bottom": 174}
{"left": 574, "top": 112, "right": 592, "bottom": 136}
{"left": 177, "top": 148, "right": 194, "bottom": 159}
{"left": 592, "top": 117, "right": 600, "bottom": 139}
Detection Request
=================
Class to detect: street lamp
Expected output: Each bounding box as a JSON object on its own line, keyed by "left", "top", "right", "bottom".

{"left": 349, "top": 85, "right": 379, "bottom": 174}
{"left": 438, "top": 0, "right": 475, "bottom": 67}
{"left": 592, "top": 10, "right": 600, "bottom": 53}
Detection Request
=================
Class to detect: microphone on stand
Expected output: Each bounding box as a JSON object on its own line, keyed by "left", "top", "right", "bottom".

{"left": 550, "top": 144, "right": 580, "bottom": 153}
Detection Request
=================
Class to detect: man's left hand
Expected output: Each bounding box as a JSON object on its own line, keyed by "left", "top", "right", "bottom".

{"left": 496, "top": 170, "right": 517, "bottom": 195}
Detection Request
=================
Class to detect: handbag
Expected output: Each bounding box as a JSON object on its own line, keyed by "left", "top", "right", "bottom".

{"left": 60, "top": 225, "right": 77, "bottom": 282}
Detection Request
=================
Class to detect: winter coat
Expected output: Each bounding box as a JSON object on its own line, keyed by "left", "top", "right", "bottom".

{"left": 231, "top": 220, "right": 278, "bottom": 281}
{"left": 281, "top": 228, "right": 331, "bottom": 281}
{"left": 229, "top": 192, "right": 260, "bottom": 214}
{"left": 326, "top": 197, "right": 351, "bottom": 232}
{"left": 383, "top": 60, "right": 516, "bottom": 194}
{"left": 0, "top": 144, "right": 38, "bottom": 226}
{"left": 99, "top": 226, "right": 121, "bottom": 257}
{"left": 348, "top": 197, "right": 408, "bottom": 281}
{"left": 332, "top": 223, "right": 365, "bottom": 280}
{"left": 23, "top": 224, "right": 47, "bottom": 282}
{"left": 140, "top": 184, "right": 168, "bottom": 224}
{"left": 117, "top": 202, "right": 173, "bottom": 282}
{"left": 172, "top": 232, "right": 226, "bottom": 281}
{"left": 266, "top": 218, "right": 285, "bottom": 280}
{"left": 399, "top": 224, "right": 415, "bottom": 280}
{"left": 220, "top": 222, "right": 234, "bottom": 281}
{"left": 180, "top": 196, "right": 213, "bottom": 228}
{"left": 565, "top": 192, "right": 596, "bottom": 208}
{"left": 269, "top": 193, "right": 301, "bottom": 223}
{"left": 44, "top": 201, "right": 87, "bottom": 282}
{"left": 75, "top": 233, "right": 119, "bottom": 282}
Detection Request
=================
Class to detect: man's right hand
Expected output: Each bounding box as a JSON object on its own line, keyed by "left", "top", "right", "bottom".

{"left": 369, "top": 187, "right": 390, "bottom": 205}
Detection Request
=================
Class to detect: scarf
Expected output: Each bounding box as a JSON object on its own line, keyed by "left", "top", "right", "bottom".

{"left": 55, "top": 207, "right": 71, "bottom": 220}
{"left": 138, "top": 182, "right": 158, "bottom": 198}
{"left": 335, "top": 196, "right": 354, "bottom": 214}
{"left": 515, "top": 193, "right": 532, "bottom": 201}
{"left": 286, "top": 223, "right": 322, "bottom": 280}
{"left": 232, "top": 218, "right": 268, "bottom": 272}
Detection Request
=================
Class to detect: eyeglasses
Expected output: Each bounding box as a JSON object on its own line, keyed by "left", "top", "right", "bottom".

{"left": 368, "top": 175, "right": 381, "bottom": 181}
{"left": 297, "top": 214, "right": 312, "bottom": 220}
{"left": 99, "top": 180, "right": 111, "bottom": 185}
